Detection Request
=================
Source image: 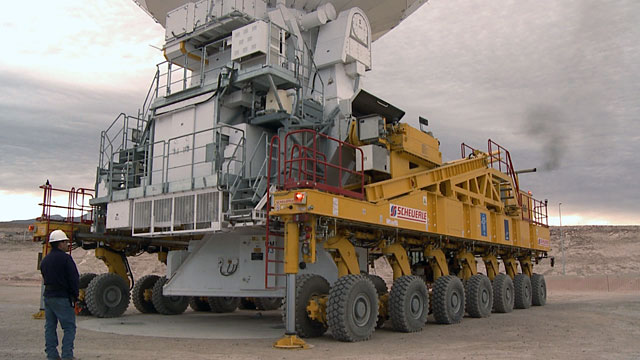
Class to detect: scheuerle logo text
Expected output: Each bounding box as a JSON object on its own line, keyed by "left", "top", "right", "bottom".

{"left": 389, "top": 204, "right": 427, "bottom": 224}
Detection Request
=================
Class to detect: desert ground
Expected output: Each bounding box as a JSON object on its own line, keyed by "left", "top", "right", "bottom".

{"left": 0, "top": 223, "right": 638, "bottom": 359}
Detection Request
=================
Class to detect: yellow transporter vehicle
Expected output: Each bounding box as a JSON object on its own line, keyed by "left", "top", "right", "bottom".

{"left": 269, "top": 118, "right": 550, "bottom": 343}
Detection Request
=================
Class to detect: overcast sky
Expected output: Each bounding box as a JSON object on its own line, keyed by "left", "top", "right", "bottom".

{"left": 1, "top": 0, "right": 638, "bottom": 224}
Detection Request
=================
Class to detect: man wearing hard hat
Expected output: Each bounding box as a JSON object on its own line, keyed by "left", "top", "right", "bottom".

{"left": 40, "top": 230, "right": 80, "bottom": 360}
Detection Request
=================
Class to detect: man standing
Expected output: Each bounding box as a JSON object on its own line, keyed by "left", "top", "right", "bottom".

{"left": 40, "top": 230, "right": 79, "bottom": 360}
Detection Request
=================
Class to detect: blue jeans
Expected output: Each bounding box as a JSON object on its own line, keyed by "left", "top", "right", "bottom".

{"left": 44, "top": 297, "right": 76, "bottom": 359}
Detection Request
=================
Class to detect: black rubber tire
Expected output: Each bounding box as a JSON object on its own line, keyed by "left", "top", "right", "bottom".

{"left": 531, "top": 273, "right": 547, "bottom": 306}
{"left": 132, "top": 274, "right": 159, "bottom": 314}
{"left": 151, "top": 276, "right": 189, "bottom": 315}
{"left": 432, "top": 275, "right": 465, "bottom": 324}
{"left": 389, "top": 275, "right": 429, "bottom": 332}
{"left": 254, "top": 297, "right": 282, "bottom": 311}
{"left": 465, "top": 274, "right": 493, "bottom": 318}
{"left": 207, "top": 297, "right": 240, "bottom": 313}
{"left": 239, "top": 298, "right": 256, "bottom": 310}
{"left": 492, "top": 273, "right": 514, "bottom": 313}
{"left": 327, "top": 275, "right": 378, "bottom": 342}
{"left": 283, "top": 274, "right": 330, "bottom": 338}
{"left": 367, "top": 274, "right": 388, "bottom": 328}
{"left": 189, "top": 297, "right": 211, "bottom": 312}
{"left": 77, "top": 273, "right": 97, "bottom": 316}
{"left": 85, "top": 273, "right": 130, "bottom": 318}
{"left": 514, "top": 274, "right": 532, "bottom": 309}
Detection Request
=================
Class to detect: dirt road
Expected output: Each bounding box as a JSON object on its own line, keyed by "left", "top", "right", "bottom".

{"left": 1, "top": 282, "right": 638, "bottom": 360}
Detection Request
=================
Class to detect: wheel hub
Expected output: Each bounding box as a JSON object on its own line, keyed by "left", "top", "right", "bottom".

{"left": 103, "top": 285, "right": 122, "bottom": 307}
{"left": 410, "top": 294, "right": 423, "bottom": 318}
{"left": 352, "top": 294, "right": 371, "bottom": 327}
{"left": 450, "top": 292, "right": 460, "bottom": 312}
{"left": 481, "top": 289, "right": 489, "bottom": 304}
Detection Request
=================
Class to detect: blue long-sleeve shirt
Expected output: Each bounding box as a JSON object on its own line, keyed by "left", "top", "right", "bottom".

{"left": 40, "top": 246, "right": 79, "bottom": 299}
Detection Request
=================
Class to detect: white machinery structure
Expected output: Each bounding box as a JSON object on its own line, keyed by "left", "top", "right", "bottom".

{"left": 94, "top": 0, "right": 427, "bottom": 302}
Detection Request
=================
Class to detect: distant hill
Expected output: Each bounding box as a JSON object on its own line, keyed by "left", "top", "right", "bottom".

{"left": 5, "top": 215, "right": 67, "bottom": 224}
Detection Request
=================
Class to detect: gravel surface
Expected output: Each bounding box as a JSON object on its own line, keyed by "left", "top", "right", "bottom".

{"left": 1, "top": 283, "right": 638, "bottom": 360}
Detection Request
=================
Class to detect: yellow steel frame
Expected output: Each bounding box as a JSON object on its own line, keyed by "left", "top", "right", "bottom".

{"left": 519, "top": 256, "right": 533, "bottom": 277}
{"left": 272, "top": 188, "right": 549, "bottom": 254}
{"left": 94, "top": 247, "right": 130, "bottom": 286}
{"left": 456, "top": 249, "right": 477, "bottom": 280}
{"left": 381, "top": 243, "right": 411, "bottom": 280}
{"left": 503, "top": 257, "right": 518, "bottom": 279}
{"left": 324, "top": 235, "right": 361, "bottom": 277}
{"left": 424, "top": 245, "right": 449, "bottom": 280}
{"left": 482, "top": 254, "right": 500, "bottom": 281}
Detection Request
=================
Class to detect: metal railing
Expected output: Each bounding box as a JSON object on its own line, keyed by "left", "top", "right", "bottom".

{"left": 139, "top": 69, "right": 159, "bottom": 122}
{"left": 460, "top": 140, "right": 548, "bottom": 227}
{"left": 104, "top": 124, "right": 246, "bottom": 198}
{"left": 153, "top": 21, "right": 325, "bottom": 109}
{"left": 39, "top": 184, "right": 94, "bottom": 225}
{"left": 108, "top": 140, "right": 166, "bottom": 192}
{"left": 461, "top": 143, "right": 479, "bottom": 158}
{"left": 520, "top": 192, "right": 549, "bottom": 227}
{"left": 487, "top": 139, "right": 520, "bottom": 202}
{"left": 99, "top": 113, "right": 147, "bottom": 171}
{"left": 283, "top": 129, "right": 365, "bottom": 199}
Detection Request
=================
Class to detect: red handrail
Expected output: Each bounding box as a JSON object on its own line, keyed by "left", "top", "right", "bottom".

{"left": 461, "top": 143, "right": 478, "bottom": 158}
{"left": 37, "top": 184, "right": 95, "bottom": 255}
{"left": 488, "top": 139, "right": 520, "bottom": 206}
{"left": 520, "top": 192, "right": 549, "bottom": 227}
{"left": 283, "top": 129, "right": 365, "bottom": 200}
{"left": 38, "top": 184, "right": 94, "bottom": 225}
{"left": 462, "top": 140, "right": 548, "bottom": 227}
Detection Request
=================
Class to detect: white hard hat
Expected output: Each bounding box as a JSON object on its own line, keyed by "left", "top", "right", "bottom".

{"left": 49, "top": 230, "right": 69, "bottom": 243}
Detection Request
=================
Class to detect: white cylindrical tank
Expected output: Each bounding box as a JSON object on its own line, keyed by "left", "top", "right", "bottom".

{"left": 299, "top": 3, "right": 337, "bottom": 30}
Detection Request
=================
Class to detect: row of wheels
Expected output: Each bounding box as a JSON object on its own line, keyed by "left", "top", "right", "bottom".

{"left": 78, "top": 273, "right": 282, "bottom": 318}
{"left": 292, "top": 272, "right": 547, "bottom": 342}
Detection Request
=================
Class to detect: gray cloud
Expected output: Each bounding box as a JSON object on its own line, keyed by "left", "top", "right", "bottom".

{"left": 0, "top": 0, "right": 638, "bottom": 224}
{"left": 524, "top": 105, "right": 567, "bottom": 171}
{"left": 366, "top": 0, "right": 640, "bottom": 221}
{"left": 0, "top": 71, "right": 142, "bottom": 194}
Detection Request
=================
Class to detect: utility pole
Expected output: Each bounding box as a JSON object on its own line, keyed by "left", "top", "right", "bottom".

{"left": 559, "top": 202, "right": 565, "bottom": 275}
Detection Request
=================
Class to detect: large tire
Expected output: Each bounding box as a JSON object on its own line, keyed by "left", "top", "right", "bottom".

{"left": 432, "top": 275, "right": 465, "bottom": 324}
{"left": 86, "top": 273, "right": 130, "bottom": 318}
{"left": 151, "top": 276, "right": 189, "bottom": 315}
{"left": 514, "top": 274, "right": 532, "bottom": 309}
{"left": 284, "top": 274, "right": 330, "bottom": 338}
{"left": 207, "top": 297, "right": 240, "bottom": 313}
{"left": 492, "top": 273, "right": 514, "bottom": 313}
{"left": 367, "top": 274, "right": 388, "bottom": 328}
{"left": 189, "top": 297, "right": 211, "bottom": 312}
{"left": 254, "top": 297, "right": 282, "bottom": 311}
{"left": 132, "top": 274, "right": 159, "bottom": 314}
{"left": 389, "top": 275, "right": 429, "bottom": 332}
{"left": 327, "top": 275, "right": 378, "bottom": 342}
{"left": 465, "top": 274, "right": 493, "bottom": 318}
{"left": 78, "top": 273, "right": 97, "bottom": 316}
{"left": 531, "top": 273, "right": 547, "bottom": 306}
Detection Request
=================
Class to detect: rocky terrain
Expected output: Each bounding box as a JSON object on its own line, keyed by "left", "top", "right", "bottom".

{"left": 1, "top": 221, "right": 638, "bottom": 283}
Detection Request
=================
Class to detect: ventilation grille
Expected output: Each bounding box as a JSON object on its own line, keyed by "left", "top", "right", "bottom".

{"left": 134, "top": 201, "right": 152, "bottom": 229}
{"left": 154, "top": 198, "right": 172, "bottom": 225}
{"left": 133, "top": 190, "right": 220, "bottom": 236}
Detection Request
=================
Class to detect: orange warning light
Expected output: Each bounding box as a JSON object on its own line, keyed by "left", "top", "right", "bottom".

{"left": 294, "top": 192, "right": 306, "bottom": 203}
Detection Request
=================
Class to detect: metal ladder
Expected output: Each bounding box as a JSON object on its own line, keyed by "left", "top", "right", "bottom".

{"left": 264, "top": 135, "right": 285, "bottom": 289}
